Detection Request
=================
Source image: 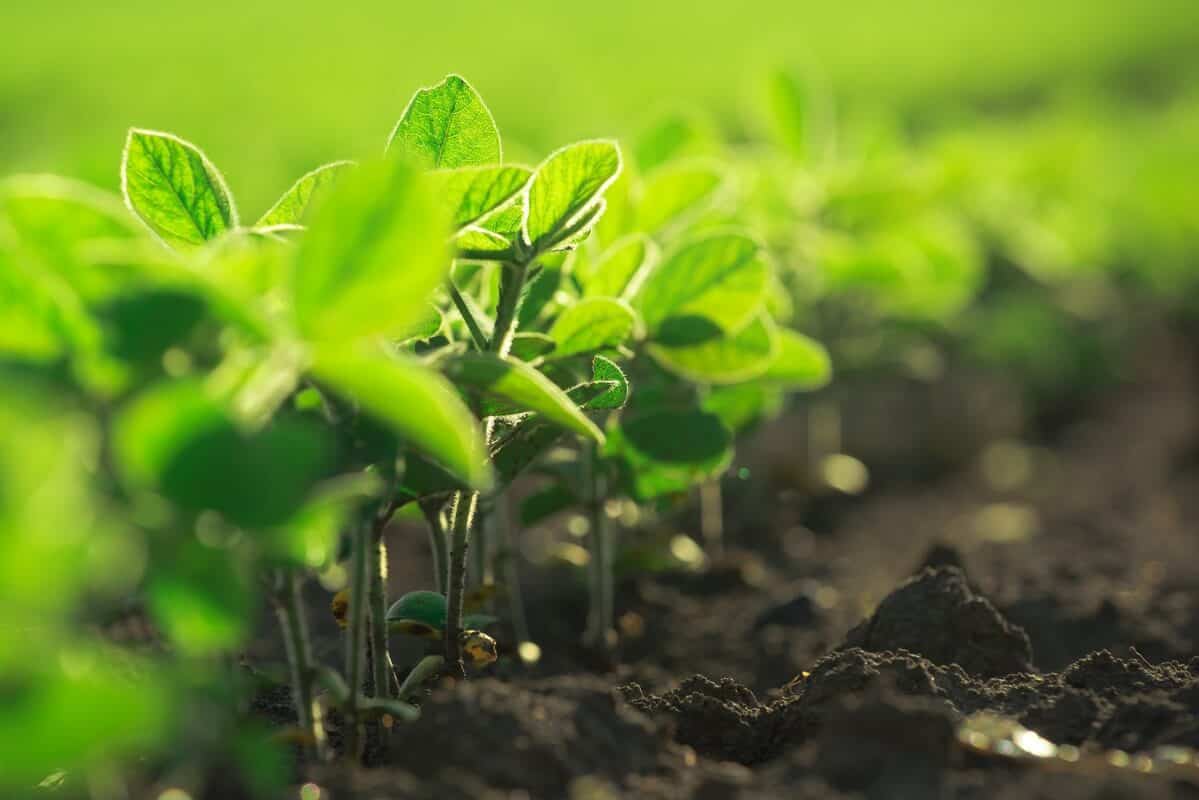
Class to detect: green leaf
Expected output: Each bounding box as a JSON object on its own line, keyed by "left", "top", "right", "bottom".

{"left": 520, "top": 484, "right": 577, "bottom": 526}
{"left": 648, "top": 314, "right": 779, "bottom": 384}
{"left": 634, "top": 232, "right": 769, "bottom": 334}
{"left": 429, "top": 165, "right": 532, "bottom": 231}
{"left": 509, "top": 332, "right": 556, "bottom": 361}
{"left": 310, "top": 346, "right": 492, "bottom": 490}
{"left": 0, "top": 175, "right": 139, "bottom": 287}
{"left": 149, "top": 538, "right": 251, "bottom": 655}
{"left": 763, "top": 329, "right": 831, "bottom": 389}
{"left": 523, "top": 141, "right": 622, "bottom": 252}
{"left": 113, "top": 380, "right": 334, "bottom": 528}
{"left": 256, "top": 160, "right": 355, "bottom": 227}
{"left": 547, "top": 297, "right": 638, "bottom": 358}
{"left": 634, "top": 160, "right": 727, "bottom": 234}
{"left": 584, "top": 355, "right": 629, "bottom": 409}
{"left": 702, "top": 383, "right": 783, "bottom": 432}
{"left": 634, "top": 112, "right": 718, "bottom": 172}
{"left": 442, "top": 352, "right": 604, "bottom": 443}
{"left": 455, "top": 226, "right": 511, "bottom": 255}
{"left": 121, "top": 129, "right": 238, "bottom": 248}
{"left": 291, "top": 159, "right": 450, "bottom": 342}
{"left": 387, "top": 74, "right": 501, "bottom": 169}
{"left": 607, "top": 409, "right": 732, "bottom": 499}
{"left": 578, "top": 234, "right": 658, "bottom": 299}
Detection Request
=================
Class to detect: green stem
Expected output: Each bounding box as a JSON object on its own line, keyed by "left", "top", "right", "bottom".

{"left": 447, "top": 280, "right": 490, "bottom": 351}
{"left": 443, "top": 490, "right": 477, "bottom": 673}
{"left": 272, "top": 570, "right": 328, "bottom": 761}
{"left": 582, "top": 441, "right": 613, "bottom": 653}
{"left": 368, "top": 517, "right": 393, "bottom": 700}
{"left": 443, "top": 260, "right": 529, "bottom": 671}
{"left": 343, "top": 520, "right": 370, "bottom": 760}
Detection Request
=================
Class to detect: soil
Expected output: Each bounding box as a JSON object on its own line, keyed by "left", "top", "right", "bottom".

{"left": 244, "top": 327, "right": 1199, "bottom": 799}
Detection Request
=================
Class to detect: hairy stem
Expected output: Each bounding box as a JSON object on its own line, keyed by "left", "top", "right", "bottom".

{"left": 273, "top": 570, "right": 328, "bottom": 761}
{"left": 343, "top": 520, "right": 370, "bottom": 760}
{"left": 368, "top": 519, "right": 393, "bottom": 701}
{"left": 447, "top": 280, "right": 490, "bottom": 351}
{"left": 582, "top": 441, "right": 613, "bottom": 653}
{"left": 443, "top": 490, "right": 477, "bottom": 673}
{"left": 443, "top": 260, "right": 528, "bottom": 671}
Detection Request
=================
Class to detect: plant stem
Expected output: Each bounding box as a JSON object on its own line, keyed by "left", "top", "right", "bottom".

{"left": 447, "top": 280, "right": 490, "bottom": 351}
{"left": 700, "top": 479, "right": 725, "bottom": 558}
{"left": 443, "top": 490, "right": 477, "bottom": 674}
{"left": 582, "top": 440, "right": 613, "bottom": 654}
{"left": 272, "top": 570, "right": 328, "bottom": 761}
{"left": 368, "top": 517, "right": 393, "bottom": 700}
{"left": 443, "top": 260, "right": 528, "bottom": 672}
{"left": 343, "top": 520, "right": 370, "bottom": 760}
{"left": 497, "top": 491, "right": 533, "bottom": 653}
{"left": 419, "top": 499, "right": 449, "bottom": 594}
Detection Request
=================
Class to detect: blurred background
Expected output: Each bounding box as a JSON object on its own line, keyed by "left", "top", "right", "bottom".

{"left": 5, "top": 0, "right": 1199, "bottom": 210}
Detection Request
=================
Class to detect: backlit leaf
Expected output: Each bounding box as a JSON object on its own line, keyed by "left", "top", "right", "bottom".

{"left": 523, "top": 141, "right": 622, "bottom": 252}
{"left": 387, "top": 74, "right": 501, "bottom": 169}
{"left": 291, "top": 159, "right": 450, "bottom": 342}
{"left": 256, "top": 160, "right": 355, "bottom": 227}
{"left": 634, "top": 232, "right": 769, "bottom": 333}
{"left": 121, "top": 129, "right": 238, "bottom": 248}
{"left": 547, "top": 297, "right": 638, "bottom": 358}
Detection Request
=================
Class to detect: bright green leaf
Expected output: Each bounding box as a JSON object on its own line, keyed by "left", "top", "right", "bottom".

{"left": 648, "top": 314, "right": 778, "bottom": 384}
{"left": 578, "top": 234, "right": 658, "bottom": 299}
{"left": 547, "top": 297, "right": 638, "bottom": 358}
{"left": 291, "top": 159, "right": 450, "bottom": 342}
{"left": 442, "top": 352, "right": 604, "bottom": 443}
{"left": 634, "top": 112, "right": 718, "bottom": 172}
{"left": 634, "top": 160, "right": 727, "bottom": 234}
{"left": 311, "top": 346, "right": 492, "bottom": 490}
{"left": 121, "top": 129, "right": 238, "bottom": 248}
{"left": 387, "top": 74, "right": 501, "bottom": 169}
{"left": 585, "top": 355, "right": 629, "bottom": 409}
{"left": 429, "top": 165, "right": 531, "bottom": 231}
{"left": 256, "top": 160, "right": 355, "bottom": 227}
{"left": 763, "top": 329, "right": 831, "bottom": 389}
{"left": 523, "top": 141, "right": 622, "bottom": 252}
{"left": 634, "top": 232, "right": 769, "bottom": 333}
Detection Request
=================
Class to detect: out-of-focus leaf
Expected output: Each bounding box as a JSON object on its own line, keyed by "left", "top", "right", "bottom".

{"left": 291, "top": 159, "right": 450, "bottom": 342}
{"left": 547, "top": 297, "right": 638, "bottom": 358}
{"left": 577, "top": 234, "right": 658, "bottom": 300}
{"left": 763, "top": 329, "right": 831, "bottom": 389}
{"left": 648, "top": 314, "right": 778, "bottom": 384}
{"left": 634, "top": 232, "right": 769, "bottom": 334}
{"left": 634, "top": 160, "right": 727, "bottom": 234}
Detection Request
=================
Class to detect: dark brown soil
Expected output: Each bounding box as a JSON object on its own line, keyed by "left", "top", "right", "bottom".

{"left": 258, "top": 329, "right": 1199, "bottom": 799}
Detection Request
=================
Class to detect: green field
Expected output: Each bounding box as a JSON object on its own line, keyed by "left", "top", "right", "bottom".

{"left": 4, "top": 0, "right": 1198, "bottom": 209}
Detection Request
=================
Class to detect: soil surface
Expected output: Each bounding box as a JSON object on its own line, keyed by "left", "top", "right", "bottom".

{"left": 248, "top": 328, "right": 1199, "bottom": 799}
